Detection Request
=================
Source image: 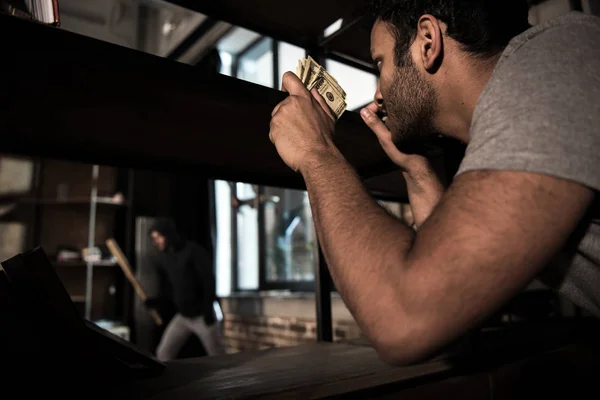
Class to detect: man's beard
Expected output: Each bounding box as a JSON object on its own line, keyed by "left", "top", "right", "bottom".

{"left": 384, "top": 54, "right": 438, "bottom": 154}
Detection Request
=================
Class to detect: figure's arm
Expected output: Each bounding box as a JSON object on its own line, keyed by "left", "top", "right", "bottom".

{"left": 361, "top": 103, "right": 445, "bottom": 228}
{"left": 302, "top": 153, "right": 593, "bottom": 364}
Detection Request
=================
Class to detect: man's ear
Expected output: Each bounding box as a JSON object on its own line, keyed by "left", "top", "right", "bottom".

{"left": 416, "top": 14, "right": 444, "bottom": 72}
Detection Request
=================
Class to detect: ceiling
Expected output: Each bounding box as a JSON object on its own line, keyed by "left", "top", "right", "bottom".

{"left": 163, "top": 0, "right": 376, "bottom": 69}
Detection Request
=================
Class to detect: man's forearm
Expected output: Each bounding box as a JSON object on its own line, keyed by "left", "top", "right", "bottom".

{"left": 301, "top": 149, "right": 415, "bottom": 341}
{"left": 402, "top": 165, "right": 445, "bottom": 228}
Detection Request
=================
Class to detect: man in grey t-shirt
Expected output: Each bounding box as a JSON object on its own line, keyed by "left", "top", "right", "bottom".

{"left": 268, "top": 0, "right": 599, "bottom": 365}
{"left": 458, "top": 11, "right": 600, "bottom": 317}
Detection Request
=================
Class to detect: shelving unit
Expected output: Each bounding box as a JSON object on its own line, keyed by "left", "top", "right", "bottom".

{"left": 0, "top": 155, "right": 134, "bottom": 326}
{"left": 52, "top": 260, "right": 118, "bottom": 268}
{"left": 17, "top": 197, "right": 128, "bottom": 206}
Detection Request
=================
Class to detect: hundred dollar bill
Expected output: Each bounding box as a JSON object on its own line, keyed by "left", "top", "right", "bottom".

{"left": 309, "top": 72, "right": 347, "bottom": 119}
{"left": 294, "top": 56, "right": 347, "bottom": 119}
{"left": 305, "top": 56, "right": 346, "bottom": 98}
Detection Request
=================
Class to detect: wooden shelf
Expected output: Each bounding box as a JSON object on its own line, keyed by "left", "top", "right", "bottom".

{"left": 0, "top": 193, "right": 29, "bottom": 205}
{"left": 0, "top": 13, "right": 400, "bottom": 195}
{"left": 165, "top": 0, "right": 361, "bottom": 49}
{"left": 165, "top": 1, "right": 376, "bottom": 68}
{"left": 53, "top": 260, "right": 118, "bottom": 268}
{"left": 17, "top": 197, "right": 128, "bottom": 207}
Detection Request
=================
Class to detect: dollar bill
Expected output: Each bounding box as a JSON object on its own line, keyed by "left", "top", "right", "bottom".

{"left": 294, "top": 56, "right": 347, "bottom": 120}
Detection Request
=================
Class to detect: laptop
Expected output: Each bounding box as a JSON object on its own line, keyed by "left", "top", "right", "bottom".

{"left": 1, "top": 247, "right": 165, "bottom": 381}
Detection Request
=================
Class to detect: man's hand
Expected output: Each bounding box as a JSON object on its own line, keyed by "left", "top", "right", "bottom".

{"left": 360, "top": 102, "right": 445, "bottom": 227}
{"left": 270, "top": 72, "right": 338, "bottom": 173}
{"left": 360, "top": 102, "right": 432, "bottom": 173}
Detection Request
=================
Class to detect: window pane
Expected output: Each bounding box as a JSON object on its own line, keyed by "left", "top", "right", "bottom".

{"left": 57, "top": 0, "right": 206, "bottom": 58}
{"left": 264, "top": 187, "right": 314, "bottom": 282}
{"left": 236, "top": 183, "right": 259, "bottom": 290}
{"left": 218, "top": 51, "right": 233, "bottom": 76}
{"left": 378, "top": 200, "right": 413, "bottom": 226}
{"left": 325, "top": 59, "right": 377, "bottom": 111}
{"left": 377, "top": 200, "right": 402, "bottom": 219}
{"left": 217, "top": 26, "right": 262, "bottom": 55}
{"left": 238, "top": 38, "right": 274, "bottom": 88}
{"left": 214, "top": 180, "right": 232, "bottom": 297}
{"left": 277, "top": 41, "right": 305, "bottom": 85}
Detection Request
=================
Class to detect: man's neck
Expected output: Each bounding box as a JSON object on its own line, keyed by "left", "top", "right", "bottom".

{"left": 437, "top": 52, "right": 502, "bottom": 144}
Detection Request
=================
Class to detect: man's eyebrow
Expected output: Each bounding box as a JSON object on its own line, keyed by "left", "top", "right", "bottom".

{"left": 370, "top": 48, "right": 376, "bottom": 60}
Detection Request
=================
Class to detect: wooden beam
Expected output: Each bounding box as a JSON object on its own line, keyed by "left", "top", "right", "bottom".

{"left": 324, "top": 19, "right": 374, "bottom": 68}
{"left": 0, "top": 14, "right": 397, "bottom": 192}
{"left": 163, "top": 0, "right": 359, "bottom": 48}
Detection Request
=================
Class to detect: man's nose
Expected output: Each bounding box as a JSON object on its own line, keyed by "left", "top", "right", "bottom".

{"left": 374, "top": 80, "right": 383, "bottom": 108}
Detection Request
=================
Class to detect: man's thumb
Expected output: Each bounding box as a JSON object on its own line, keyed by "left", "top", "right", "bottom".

{"left": 360, "top": 108, "right": 390, "bottom": 140}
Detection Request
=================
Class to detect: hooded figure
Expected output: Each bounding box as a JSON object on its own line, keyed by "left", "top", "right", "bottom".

{"left": 147, "top": 218, "right": 224, "bottom": 360}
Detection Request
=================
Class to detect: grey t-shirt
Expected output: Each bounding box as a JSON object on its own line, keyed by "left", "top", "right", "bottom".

{"left": 456, "top": 11, "right": 600, "bottom": 317}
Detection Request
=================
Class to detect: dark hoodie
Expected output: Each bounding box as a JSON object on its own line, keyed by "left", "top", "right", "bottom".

{"left": 149, "top": 219, "right": 216, "bottom": 322}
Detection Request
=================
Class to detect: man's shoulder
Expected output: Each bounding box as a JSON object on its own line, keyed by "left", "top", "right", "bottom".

{"left": 502, "top": 11, "right": 600, "bottom": 61}
{"left": 460, "top": 12, "right": 600, "bottom": 190}
{"left": 474, "top": 11, "right": 600, "bottom": 120}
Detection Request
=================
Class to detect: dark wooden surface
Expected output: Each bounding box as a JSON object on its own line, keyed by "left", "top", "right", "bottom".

{"left": 113, "top": 342, "right": 453, "bottom": 400}
{"left": 108, "top": 337, "right": 600, "bottom": 400}
{"left": 106, "top": 321, "right": 600, "bottom": 399}
{"left": 0, "top": 14, "right": 400, "bottom": 194}
{"left": 165, "top": 0, "right": 362, "bottom": 49}
{"left": 165, "top": 1, "right": 377, "bottom": 68}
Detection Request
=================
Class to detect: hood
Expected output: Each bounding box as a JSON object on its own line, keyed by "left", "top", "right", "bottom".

{"left": 149, "top": 218, "right": 184, "bottom": 251}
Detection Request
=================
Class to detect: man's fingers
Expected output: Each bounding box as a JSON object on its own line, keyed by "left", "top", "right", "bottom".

{"left": 364, "top": 101, "right": 380, "bottom": 115}
{"left": 311, "top": 88, "right": 335, "bottom": 122}
{"left": 271, "top": 101, "right": 284, "bottom": 118}
{"left": 271, "top": 95, "right": 293, "bottom": 117}
{"left": 360, "top": 107, "right": 391, "bottom": 142}
{"left": 281, "top": 71, "right": 311, "bottom": 99}
{"left": 269, "top": 114, "right": 278, "bottom": 142}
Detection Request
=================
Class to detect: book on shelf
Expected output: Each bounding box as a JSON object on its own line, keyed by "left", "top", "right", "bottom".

{"left": 0, "top": 0, "right": 60, "bottom": 25}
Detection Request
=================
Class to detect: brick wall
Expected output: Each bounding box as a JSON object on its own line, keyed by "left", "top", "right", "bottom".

{"left": 220, "top": 295, "right": 366, "bottom": 354}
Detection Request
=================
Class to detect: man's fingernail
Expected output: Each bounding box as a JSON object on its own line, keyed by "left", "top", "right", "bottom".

{"left": 361, "top": 108, "right": 371, "bottom": 119}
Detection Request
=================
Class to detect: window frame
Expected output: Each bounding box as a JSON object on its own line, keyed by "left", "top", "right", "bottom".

{"left": 217, "top": 35, "right": 386, "bottom": 293}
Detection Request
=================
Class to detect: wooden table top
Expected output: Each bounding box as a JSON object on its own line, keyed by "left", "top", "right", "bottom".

{"left": 108, "top": 321, "right": 600, "bottom": 399}
{"left": 112, "top": 342, "right": 454, "bottom": 399}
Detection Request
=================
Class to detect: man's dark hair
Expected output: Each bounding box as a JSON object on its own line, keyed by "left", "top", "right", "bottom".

{"left": 366, "top": 0, "right": 531, "bottom": 65}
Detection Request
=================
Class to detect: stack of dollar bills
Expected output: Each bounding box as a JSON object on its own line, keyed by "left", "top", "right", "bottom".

{"left": 295, "top": 56, "right": 347, "bottom": 119}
